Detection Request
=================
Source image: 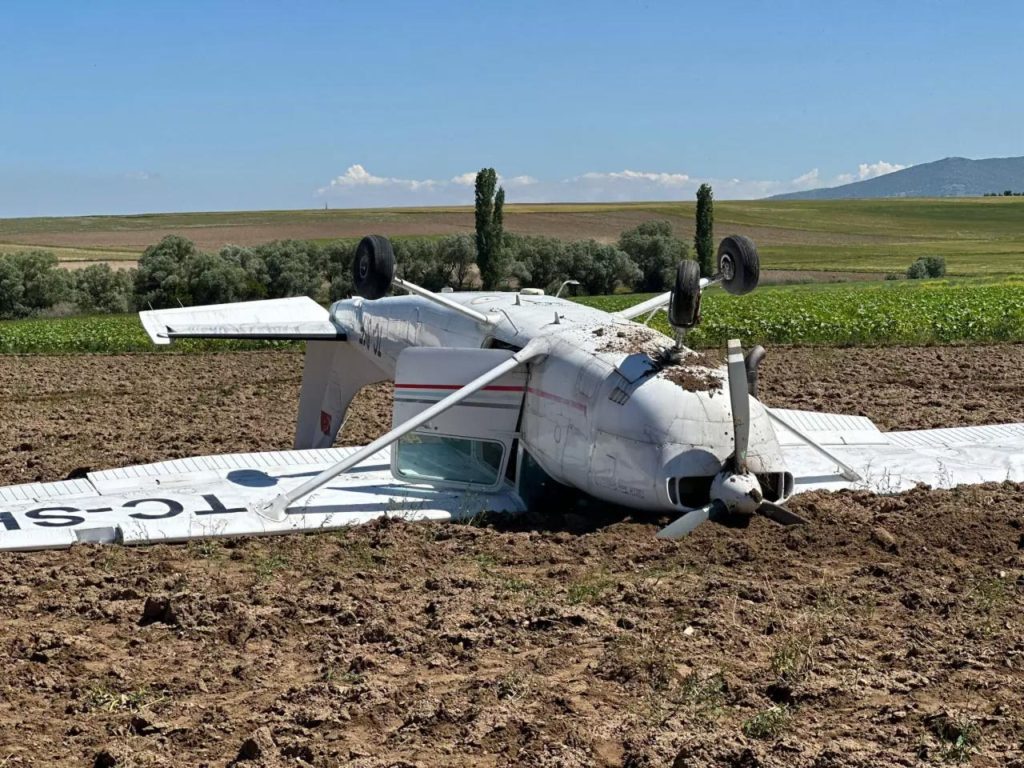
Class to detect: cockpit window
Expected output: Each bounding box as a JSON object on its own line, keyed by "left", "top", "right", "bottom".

{"left": 395, "top": 433, "right": 505, "bottom": 486}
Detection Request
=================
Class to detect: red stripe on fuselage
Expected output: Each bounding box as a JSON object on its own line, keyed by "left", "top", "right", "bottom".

{"left": 526, "top": 386, "right": 587, "bottom": 413}
{"left": 393, "top": 384, "right": 524, "bottom": 392}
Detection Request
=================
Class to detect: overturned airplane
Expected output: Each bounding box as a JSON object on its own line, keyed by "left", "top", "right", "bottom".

{"left": 2, "top": 235, "right": 1022, "bottom": 551}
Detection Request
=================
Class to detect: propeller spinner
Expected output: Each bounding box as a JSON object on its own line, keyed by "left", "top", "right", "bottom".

{"left": 657, "top": 339, "right": 807, "bottom": 540}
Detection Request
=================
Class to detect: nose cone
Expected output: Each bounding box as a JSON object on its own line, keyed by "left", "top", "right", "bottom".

{"left": 587, "top": 354, "right": 789, "bottom": 511}
{"left": 616, "top": 369, "right": 787, "bottom": 501}
{"left": 613, "top": 371, "right": 739, "bottom": 475}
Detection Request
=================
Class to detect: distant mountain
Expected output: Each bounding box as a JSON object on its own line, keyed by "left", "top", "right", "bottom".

{"left": 770, "top": 156, "right": 1024, "bottom": 200}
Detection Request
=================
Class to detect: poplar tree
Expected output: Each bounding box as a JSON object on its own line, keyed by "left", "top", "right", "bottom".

{"left": 695, "top": 183, "right": 715, "bottom": 277}
{"left": 474, "top": 168, "right": 506, "bottom": 289}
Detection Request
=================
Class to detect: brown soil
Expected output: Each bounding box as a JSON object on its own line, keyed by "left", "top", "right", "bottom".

{"left": 595, "top": 326, "right": 667, "bottom": 356}
{"left": 0, "top": 209, "right": 897, "bottom": 256}
{"left": 1, "top": 347, "right": 1024, "bottom": 767}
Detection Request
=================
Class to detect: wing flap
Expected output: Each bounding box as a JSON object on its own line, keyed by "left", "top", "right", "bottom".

{"left": 886, "top": 423, "right": 1024, "bottom": 449}
{"left": 769, "top": 408, "right": 888, "bottom": 446}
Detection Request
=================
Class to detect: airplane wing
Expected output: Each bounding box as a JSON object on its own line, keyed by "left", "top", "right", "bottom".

{"left": 0, "top": 447, "right": 525, "bottom": 552}
{"left": 140, "top": 296, "right": 345, "bottom": 344}
{"left": 1, "top": 341, "right": 546, "bottom": 551}
{"left": 773, "top": 408, "right": 1024, "bottom": 494}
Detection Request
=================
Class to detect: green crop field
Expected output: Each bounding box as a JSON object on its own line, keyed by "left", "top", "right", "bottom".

{"left": 2, "top": 197, "right": 1023, "bottom": 276}
{"left": 578, "top": 278, "right": 1024, "bottom": 347}
{"left": 3, "top": 278, "right": 1023, "bottom": 354}
{"left": 0, "top": 315, "right": 290, "bottom": 355}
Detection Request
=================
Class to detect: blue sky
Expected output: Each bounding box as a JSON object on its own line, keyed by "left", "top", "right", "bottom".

{"left": 1, "top": 0, "right": 1021, "bottom": 216}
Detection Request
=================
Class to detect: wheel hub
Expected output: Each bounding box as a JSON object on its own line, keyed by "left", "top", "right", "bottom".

{"left": 720, "top": 254, "right": 735, "bottom": 281}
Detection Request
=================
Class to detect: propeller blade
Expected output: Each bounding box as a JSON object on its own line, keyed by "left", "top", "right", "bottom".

{"left": 726, "top": 339, "right": 751, "bottom": 473}
{"left": 657, "top": 503, "right": 715, "bottom": 540}
{"left": 757, "top": 501, "right": 808, "bottom": 526}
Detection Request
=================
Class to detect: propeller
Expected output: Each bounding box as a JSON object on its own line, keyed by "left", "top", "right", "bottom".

{"left": 757, "top": 501, "right": 808, "bottom": 527}
{"left": 657, "top": 339, "right": 806, "bottom": 540}
{"left": 726, "top": 339, "right": 750, "bottom": 473}
{"left": 657, "top": 502, "right": 715, "bottom": 539}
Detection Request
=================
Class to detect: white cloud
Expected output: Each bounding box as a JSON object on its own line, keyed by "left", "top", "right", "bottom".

{"left": 577, "top": 169, "right": 692, "bottom": 186}
{"left": 503, "top": 174, "right": 538, "bottom": 187}
{"left": 317, "top": 166, "right": 541, "bottom": 205}
{"left": 790, "top": 168, "right": 820, "bottom": 189}
{"left": 450, "top": 171, "right": 537, "bottom": 187}
{"left": 834, "top": 160, "right": 907, "bottom": 185}
{"left": 450, "top": 171, "right": 477, "bottom": 186}
{"left": 317, "top": 164, "right": 441, "bottom": 195}
{"left": 124, "top": 170, "right": 159, "bottom": 181}
{"left": 314, "top": 160, "right": 911, "bottom": 205}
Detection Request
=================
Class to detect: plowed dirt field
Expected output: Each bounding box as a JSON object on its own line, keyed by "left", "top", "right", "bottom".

{"left": 1, "top": 346, "right": 1023, "bottom": 767}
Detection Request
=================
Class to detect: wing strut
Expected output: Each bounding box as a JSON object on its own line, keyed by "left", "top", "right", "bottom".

{"left": 766, "top": 409, "right": 862, "bottom": 482}
{"left": 613, "top": 277, "right": 718, "bottom": 322}
{"left": 255, "top": 340, "right": 546, "bottom": 521}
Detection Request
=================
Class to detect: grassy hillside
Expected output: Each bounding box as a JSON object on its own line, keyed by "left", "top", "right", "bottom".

{"left": 2, "top": 197, "right": 1023, "bottom": 275}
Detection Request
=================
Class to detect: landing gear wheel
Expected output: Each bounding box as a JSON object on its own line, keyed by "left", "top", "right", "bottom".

{"left": 717, "top": 235, "right": 760, "bottom": 296}
{"left": 668, "top": 260, "right": 702, "bottom": 329}
{"left": 352, "top": 235, "right": 396, "bottom": 299}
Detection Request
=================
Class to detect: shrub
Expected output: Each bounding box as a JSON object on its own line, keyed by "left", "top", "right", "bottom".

{"left": 186, "top": 251, "right": 248, "bottom": 306}
{"left": 74, "top": 263, "right": 133, "bottom": 314}
{"left": 0, "top": 251, "right": 72, "bottom": 318}
{"left": 618, "top": 220, "right": 688, "bottom": 292}
{"left": 436, "top": 234, "right": 475, "bottom": 290}
{"left": 0, "top": 257, "right": 25, "bottom": 318}
{"left": 135, "top": 235, "right": 250, "bottom": 309}
{"left": 907, "top": 256, "right": 946, "bottom": 279}
{"left": 254, "top": 240, "right": 325, "bottom": 299}
{"left": 221, "top": 245, "right": 268, "bottom": 299}
{"left": 321, "top": 240, "right": 357, "bottom": 301}
{"left": 394, "top": 238, "right": 443, "bottom": 291}
{"left": 564, "top": 240, "right": 640, "bottom": 295}
{"left": 506, "top": 234, "right": 568, "bottom": 292}
{"left": 134, "top": 235, "right": 200, "bottom": 309}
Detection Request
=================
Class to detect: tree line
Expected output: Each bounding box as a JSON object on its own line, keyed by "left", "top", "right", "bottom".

{"left": 0, "top": 221, "right": 699, "bottom": 320}
{"left": 0, "top": 172, "right": 716, "bottom": 320}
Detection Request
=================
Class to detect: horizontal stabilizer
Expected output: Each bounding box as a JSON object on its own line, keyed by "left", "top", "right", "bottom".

{"left": 139, "top": 297, "right": 345, "bottom": 345}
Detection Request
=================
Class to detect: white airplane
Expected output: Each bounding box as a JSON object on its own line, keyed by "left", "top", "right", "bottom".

{"left": 2, "top": 235, "right": 1023, "bottom": 551}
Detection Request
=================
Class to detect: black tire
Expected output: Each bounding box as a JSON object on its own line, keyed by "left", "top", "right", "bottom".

{"left": 352, "top": 235, "right": 396, "bottom": 299}
{"left": 668, "top": 260, "right": 701, "bottom": 329}
{"left": 717, "top": 235, "right": 760, "bottom": 296}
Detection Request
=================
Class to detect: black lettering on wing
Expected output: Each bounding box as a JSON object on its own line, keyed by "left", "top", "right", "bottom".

{"left": 125, "top": 498, "right": 184, "bottom": 520}
{"left": 25, "top": 507, "right": 85, "bottom": 527}
{"left": 195, "top": 494, "right": 246, "bottom": 516}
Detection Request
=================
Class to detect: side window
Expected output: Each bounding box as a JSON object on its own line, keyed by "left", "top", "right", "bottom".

{"left": 395, "top": 434, "right": 505, "bottom": 487}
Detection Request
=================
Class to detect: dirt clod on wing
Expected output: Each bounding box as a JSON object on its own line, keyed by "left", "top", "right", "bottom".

{"left": 658, "top": 350, "right": 725, "bottom": 393}
{"left": 595, "top": 324, "right": 668, "bottom": 355}
{"left": 1, "top": 345, "right": 1024, "bottom": 767}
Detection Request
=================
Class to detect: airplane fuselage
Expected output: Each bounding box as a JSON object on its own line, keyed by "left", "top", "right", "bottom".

{"left": 330, "top": 291, "right": 792, "bottom": 513}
